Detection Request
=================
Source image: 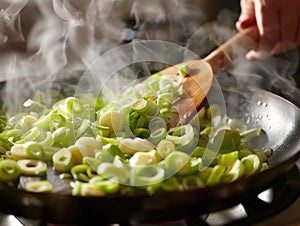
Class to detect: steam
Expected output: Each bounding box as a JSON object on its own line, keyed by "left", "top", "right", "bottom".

{"left": 0, "top": 0, "right": 299, "bottom": 115}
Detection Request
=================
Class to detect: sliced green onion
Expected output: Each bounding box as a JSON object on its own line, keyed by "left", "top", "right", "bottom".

{"left": 129, "top": 152, "right": 158, "bottom": 167}
{"left": 161, "top": 176, "right": 181, "bottom": 191}
{"left": 97, "top": 162, "right": 129, "bottom": 183}
{"left": 217, "top": 151, "right": 239, "bottom": 167}
{"left": 22, "top": 127, "right": 41, "bottom": 141}
{"left": 182, "top": 175, "right": 205, "bottom": 189}
{"left": 91, "top": 180, "right": 119, "bottom": 194}
{"left": 164, "top": 151, "right": 190, "bottom": 175}
{"left": 241, "top": 154, "right": 262, "bottom": 176}
{"left": 39, "top": 131, "right": 54, "bottom": 147}
{"left": 75, "top": 136, "right": 101, "bottom": 157}
{"left": 24, "top": 180, "right": 53, "bottom": 193}
{"left": 166, "top": 124, "right": 194, "bottom": 146}
{"left": 133, "top": 128, "right": 150, "bottom": 139}
{"left": 24, "top": 141, "right": 44, "bottom": 159}
{"left": 222, "top": 159, "right": 244, "bottom": 183}
{"left": 119, "top": 138, "right": 155, "bottom": 154}
{"left": 157, "top": 93, "right": 173, "bottom": 108}
{"left": 17, "top": 159, "right": 47, "bottom": 176}
{"left": 178, "top": 64, "right": 190, "bottom": 77}
{"left": 241, "top": 128, "right": 262, "bottom": 142}
{"left": 20, "top": 115, "right": 37, "bottom": 132}
{"left": 71, "top": 164, "right": 90, "bottom": 182}
{"left": 206, "top": 165, "right": 226, "bottom": 186}
{"left": 212, "top": 129, "right": 241, "bottom": 154}
{"left": 52, "top": 148, "right": 75, "bottom": 172}
{"left": 0, "top": 159, "right": 21, "bottom": 182}
{"left": 98, "top": 111, "right": 124, "bottom": 135}
{"left": 156, "top": 139, "right": 175, "bottom": 159}
{"left": 130, "top": 165, "right": 164, "bottom": 187}
{"left": 0, "top": 136, "right": 14, "bottom": 152}
{"left": 148, "top": 127, "right": 167, "bottom": 144}
{"left": 132, "top": 99, "right": 149, "bottom": 114}
{"left": 10, "top": 144, "right": 27, "bottom": 160}
{"left": 78, "top": 182, "right": 105, "bottom": 196}
{"left": 65, "top": 97, "right": 84, "bottom": 114}
{"left": 75, "top": 119, "right": 91, "bottom": 139}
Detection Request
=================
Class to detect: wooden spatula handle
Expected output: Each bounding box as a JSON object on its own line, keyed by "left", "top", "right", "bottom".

{"left": 204, "top": 25, "right": 259, "bottom": 73}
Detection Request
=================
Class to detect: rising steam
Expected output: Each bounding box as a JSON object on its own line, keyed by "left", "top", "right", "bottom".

{"left": 0, "top": 0, "right": 299, "bottom": 115}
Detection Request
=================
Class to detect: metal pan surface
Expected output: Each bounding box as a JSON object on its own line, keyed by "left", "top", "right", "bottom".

{"left": 0, "top": 86, "right": 299, "bottom": 225}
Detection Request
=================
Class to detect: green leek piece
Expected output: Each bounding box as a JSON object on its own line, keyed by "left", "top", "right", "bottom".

{"left": 178, "top": 64, "right": 190, "bottom": 77}
{"left": 132, "top": 99, "right": 149, "bottom": 114}
{"left": 65, "top": 97, "right": 84, "bottom": 114}
{"left": 0, "top": 159, "right": 21, "bottom": 182}
{"left": 0, "top": 129, "right": 23, "bottom": 140}
{"left": 206, "top": 165, "right": 226, "bottom": 186}
{"left": 206, "top": 104, "right": 221, "bottom": 121}
{"left": 166, "top": 124, "right": 194, "bottom": 146}
{"left": 129, "top": 152, "right": 157, "bottom": 167}
{"left": 164, "top": 151, "right": 191, "bottom": 175}
{"left": 39, "top": 131, "right": 54, "bottom": 147}
{"left": 0, "top": 136, "right": 14, "bottom": 152}
{"left": 71, "top": 164, "right": 90, "bottom": 182}
{"left": 182, "top": 175, "right": 205, "bottom": 189}
{"left": 157, "top": 93, "right": 173, "bottom": 108}
{"left": 96, "top": 143, "right": 126, "bottom": 163}
{"left": 212, "top": 129, "right": 241, "bottom": 154}
{"left": 52, "top": 126, "right": 75, "bottom": 147}
{"left": 75, "top": 119, "right": 91, "bottom": 139}
{"left": 79, "top": 182, "right": 105, "bottom": 196}
{"left": 82, "top": 156, "right": 102, "bottom": 171}
{"left": 24, "top": 180, "right": 53, "bottom": 193}
{"left": 241, "top": 128, "right": 262, "bottom": 142}
{"left": 10, "top": 144, "right": 27, "bottom": 160}
{"left": 98, "top": 110, "right": 125, "bottom": 135}
{"left": 17, "top": 159, "right": 47, "bottom": 176}
{"left": 24, "top": 141, "right": 44, "bottom": 159}
{"left": 97, "top": 162, "right": 129, "bottom": 183}
{"left": 91, "top": 180, "right": 119, "bottom": 194}
{"left": 222, "top": 159, "right": 245, "bottom": 183}
{"left": 161, "top": 176, "right": 181, "bottom": 191}
{"left": 133, "top": 128, "right": 150, "bottom": 139}
{"left": 22, "top": 127, "right": 41, "bottom": 141}
{"left": 52, "top": 148, "right": 75, "bottom": 172}
{"left": 148, "top": 127, "right": 167, "bottom": 145}
{"left": 217, "top": 151, "right": 239, "bottom": 167}
{"left": 241, "top": 154, "right": 262, "bottom": 176}
{"left": 157, "top": 139, "right": 175, "bottom": 159}
{"left": 130, "top": 165, "right": 164, "bottom": 187}
{"left": 198, "top": 167, "right": 213, "bottom": 183}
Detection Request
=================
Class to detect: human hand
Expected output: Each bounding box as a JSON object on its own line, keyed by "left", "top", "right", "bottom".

{"left": 236, "top": 0, "right": 300, "bottom": 60}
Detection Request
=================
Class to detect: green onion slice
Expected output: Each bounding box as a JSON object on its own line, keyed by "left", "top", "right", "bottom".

{"left": 52, "top": 148, "right": 75, "bottom": 172}
{"left": 0, "top": 159, "right": 21, "bottom": 182}
{"left": 25, "top": 180, "right": 53, "bottom": 193}
{"left": 130, "top": 165, "right": 164, "bottom": 187}
{"left": 17, "top": 159, "right": 47, "bottom": 176}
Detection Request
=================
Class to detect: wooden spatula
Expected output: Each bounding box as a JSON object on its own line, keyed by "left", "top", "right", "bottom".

{"left": 160, "top": 26, "right": 259, "bottom": 128}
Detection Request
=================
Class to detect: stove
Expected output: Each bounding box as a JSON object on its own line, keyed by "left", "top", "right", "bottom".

{"left": 0, "top": 158, "right": 298, "bottom": 226}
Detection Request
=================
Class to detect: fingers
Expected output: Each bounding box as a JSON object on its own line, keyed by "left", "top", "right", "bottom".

{"left": 236, "top": 0, "right": 256, "bottom": 31}
{"left": 238, "top": 0, "right": 300, "bottom": 60}
{"left": 271, "top": 4, "right": 300, "bottom": 55}
{"left": 255, "top": 0, "right": 280, "bottom": 53}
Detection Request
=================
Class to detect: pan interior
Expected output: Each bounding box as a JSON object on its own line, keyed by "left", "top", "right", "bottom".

{"left": 221, "top": 87, "right": 300, "bottom": 167}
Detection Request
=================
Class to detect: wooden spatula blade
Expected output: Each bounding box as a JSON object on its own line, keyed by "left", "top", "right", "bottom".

{"left": 162, "top": 60, "right": 214, "bottom": 127}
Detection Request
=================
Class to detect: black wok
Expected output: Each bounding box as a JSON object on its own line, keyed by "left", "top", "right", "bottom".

{"left": 0, "top": 86, "right": 299, "bottom": 225}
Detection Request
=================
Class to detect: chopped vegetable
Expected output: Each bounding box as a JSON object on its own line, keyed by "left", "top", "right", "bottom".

{"left": 24, "top": 180, "right": 53, "bottom": 193}
{"left": 0, "top": 68, "right": 272, "bottom": 196}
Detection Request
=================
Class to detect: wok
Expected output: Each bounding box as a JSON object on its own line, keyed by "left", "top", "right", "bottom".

{"left": 0, "top": 85, "right": 299, "bottom": 225}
